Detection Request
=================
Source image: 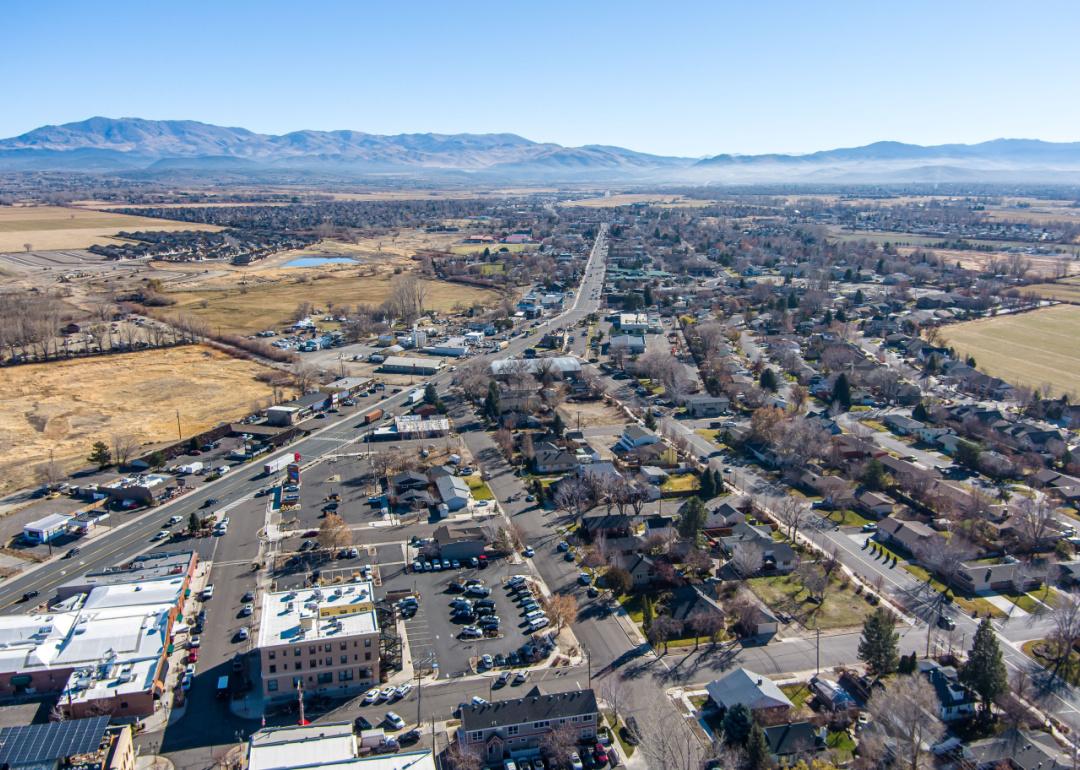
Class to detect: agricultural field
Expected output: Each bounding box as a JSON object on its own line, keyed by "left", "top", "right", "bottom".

{"left": 164, "top": 271, "right": 500, "bottom": 335}
{"left": 560, "top": 193, "right": 713, "bottom": 208}
{"left": 896, "top": 246, "right": 1078, "bottom": 279}
{"left": 940, "top": 304, "right": 1080, "bottom": 398}
{"left": 1024, "top": 276, "right": 1080, "bottom": 303}
{"left": 0, "top": 205, "right": 219, "bottom": 252}
{"left": 449, "top": 242, "right": 536, "bottom": 255}
{"left": 0, "top": 345, "right": 280, "bottom": 493}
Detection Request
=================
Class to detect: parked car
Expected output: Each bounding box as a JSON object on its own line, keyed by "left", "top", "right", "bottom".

{"left": 460, "top": 626, "right": 482, "bottom": 639}
{"left": 362, "top": 687, "right": 380, "bottom": 705}
{"left": 385, "top": 712, "right": 405, "bottom": 730}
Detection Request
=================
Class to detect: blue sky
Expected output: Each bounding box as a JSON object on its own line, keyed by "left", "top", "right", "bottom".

{"left": 5, "top": 0, "right": 1079, "bottom": 156}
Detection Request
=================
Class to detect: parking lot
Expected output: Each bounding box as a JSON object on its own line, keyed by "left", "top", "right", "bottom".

{"left": 380, "top": 557, "right": 547, "bottom": 677}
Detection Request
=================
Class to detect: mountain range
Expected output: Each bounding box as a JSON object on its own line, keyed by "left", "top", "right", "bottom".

{"left": 3, "top": 117, "right": 1080, "bottom": 183}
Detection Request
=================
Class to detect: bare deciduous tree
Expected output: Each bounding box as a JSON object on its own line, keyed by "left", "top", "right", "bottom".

{"left": 867, "top": 675, "right": 944, "bottom": 770}
{"left": 730, "top": 541, "right": 762, "bottom": 577}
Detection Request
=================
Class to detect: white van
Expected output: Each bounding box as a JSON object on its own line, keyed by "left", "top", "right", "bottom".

{"left": 528, "top": 616, "right": 549, "bottom": 631}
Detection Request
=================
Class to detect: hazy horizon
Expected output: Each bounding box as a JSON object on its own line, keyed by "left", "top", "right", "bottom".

{"left": 6, "top": 0, "right": 1080, "bottom": 156}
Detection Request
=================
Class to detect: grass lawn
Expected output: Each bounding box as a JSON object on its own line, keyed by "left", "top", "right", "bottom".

{"left": 860, "top": 418, "right": 889, "bottom": 432}
{"left": 748, "top": 573, "right": 874, "bottom": 630}
{"left": 694, "top": 428, "right": 724, "bottom": 446}
{"left": 1005, "top": 584, "right": 1064, "bottom": 612}
{"left": 817, "top": 508, "right": 873, "bottom": 528}
{"left": 898, "top": 560, "right": 1006, "bottom": 619}
{"left": 617, "top": 593, "right": 645, "bottom": 623}
{"left": 464, "top": 476, "right": 494, "bottom": 500}
{"left": 827, "top": 730, "right": 857, "bottom": 762}
{"left": 661, "top": 474, "right": 700, "bottom": 494}
{"left": 689, "top": 695, "right": 709, "bottom": 710}
{"left": 780, "top": 682, "right": 813, "bottom": 712}
{"left": 1022, "top": 639, "right": 1080, "bottom": 686}
{"left": 450, "top": 242, "right": 536, "bottom": 255}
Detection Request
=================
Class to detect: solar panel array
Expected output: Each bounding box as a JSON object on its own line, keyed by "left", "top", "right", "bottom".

{"left": 0, "top": 715, "right": 111, "bottom": 767}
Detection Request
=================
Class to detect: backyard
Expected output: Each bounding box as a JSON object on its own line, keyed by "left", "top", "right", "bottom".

{"left": 748, "top": 571, "right": 876, "bottom": 630}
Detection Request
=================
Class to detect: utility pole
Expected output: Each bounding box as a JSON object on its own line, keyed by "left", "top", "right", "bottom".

{"left": 815, "top": 626, "right": 820, "bottom": 674}
{"left": 176, "top": 409, "right": 182, "bottom": 441}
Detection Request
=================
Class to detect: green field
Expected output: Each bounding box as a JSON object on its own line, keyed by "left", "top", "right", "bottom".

{"left": 941, "top": 305, "right": 1080, "bottom": 398}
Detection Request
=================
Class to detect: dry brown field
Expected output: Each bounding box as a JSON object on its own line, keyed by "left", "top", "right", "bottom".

{"left": 0, "top": 205, "right": 220, "bottom": 252}
{"left": 940, "top": 305, "right": 1080, "bottom": 398}
{"left": 0, "top": 345, "right": 281, "bottom": 493}
{"left": 1023, "top": 277, "right": 1080, "bottom": 303}
{"left": 560, "top": 193, "right": 713, "bottom": 208}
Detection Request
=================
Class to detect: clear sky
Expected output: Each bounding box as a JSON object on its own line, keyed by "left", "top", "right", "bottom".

{"left": 5, "top": 0, "right": 1079, "bottom": 157}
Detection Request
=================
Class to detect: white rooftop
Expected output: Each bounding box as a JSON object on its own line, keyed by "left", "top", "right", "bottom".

{"left": 258, "top": 580, "right": 377, "bottom": 649}
{"left": 80, "top": 576, "right": 185, "bottom": 610}
{"left": 24, "top": 513, "right": 73, "bottom": 531}
{"left": 61, "top": 657, "right": 160, "bottom": 706}
{"left": 247, "top": 722, "right": 436, "bottom": 770}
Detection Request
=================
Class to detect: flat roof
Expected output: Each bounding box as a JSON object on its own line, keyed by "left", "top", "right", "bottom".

{"left": 258, "top": 580, "right": 377, "bottom": 649}
{"left": 24, "top": 513, "right": 73, "bottom": 531}
{"left": 80, "top": 576, "right": 185, "bottom": 610}
{"left": 247, "top": 722, "right": 437, "bottom": 770}
{"left": 381, "top": 356, "right": 444, "bottom": 369}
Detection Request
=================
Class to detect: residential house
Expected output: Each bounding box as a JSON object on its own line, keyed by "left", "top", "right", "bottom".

{"left": 619, "top": 553, "right": 660, "bottom": 588}
{"left": 682, "top": 394, "right": 731, "bottom": 418}
{"left": 608, "top": 334, "right": 646, "bottom": 355}
{"left": 434, "top": 524, "right": 488, "bottom": 561}
{"left": 392, "top": 471, "right": 429, "bottom": 493}
{"left": 883, "top": 414, "right": 925, "bottom": 436}
{"left": 966, "top": 728, "right": 1070, "bottom": 770}
{"left": 919, "top": 661, "right": 976, "bottom": 722}
{"left": 954, "top": 559, "right": 1043, "bottom": 594}
{"left": 763, "top": 722, "right": 826, "bottom": 761}
{"left": 580, "top": 513, "right": 633, "bottom": 539}
{"left": 720, "top": 522, "right": 795, "bottom": 574}
{"left": 616, "top": 424, "right": 659, "bottom": 453}
{"left": 434, "top": 475, "right": 471, "bottom": 512}
{"left": 855, "top": 490, "right": 898, "bottom": 519}
{"left": 876, "top": 516, "right": 942, "bottom": 555}
{"left": 532, "top": 444, "right": 580, "bottom": 475}
{"left": 705, "top": 668, "right": 793, "bottom": 725}
{"left": 458, "top": 688, "right": 599, "bottom": 763}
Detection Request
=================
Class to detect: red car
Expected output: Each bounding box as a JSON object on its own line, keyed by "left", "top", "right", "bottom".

{"left": 593, "top": 744, "right": 609, "bottom": 765}
{"left": 187, "top": 649, "right": 199, "bottom": 664}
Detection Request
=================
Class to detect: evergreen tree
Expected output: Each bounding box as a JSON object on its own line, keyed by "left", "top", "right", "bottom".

{"left": 713, "top": 469, "right": 725, "bottom": 495}
{"left": 831, "top": 373, "right": 852, "bottom": 411}
{"left": 966, "top": 355, "right": 977, "bottom": 368}
{"left": 745, "top": 721, "right": 771, "bottom": 770}
{"left": 961, "top": 617, "right": 1008, "bottom": 715}
{"left": 643, "top": 284, "right": 654, "bottom": 307}
{"left": 642, "top": 596, "right": 655, "bottom": 631}
{"left": 188, "top": 511, "right": 201, "bottom": 534}
{"left": 722, "top": 703, "right": 754, "bottom": 746}
{"left": 552, "top": 411, "right": 565, "bottom": 437}
{"left": 787, "top": 291, "right": 798, "bottom": 309}
{"left": 88, "top": 440, "right": 111, "bottom": 470}
{"left": 912, "top": 401, "right": 929, "bottom": 422}
{"left": 860, "top": 459, "right": 887, "bottom": 491}
{"left": 843, "top": 268, "right": 854, "bottom": 282}
{"left": 854, "top": 289, "right": 865, "bottom": 305}
{"left": 644, "top": 410, "right": 657, "bottom": 431}
{"left": 678, "top": 497, "right": 708, "bottom": 540}
{"left": 760, "top": 368, "right": 779, "bottom": 392}
{"left": 836, "top": 308, "right": 847, "bottom": 323}
{"left": 483, "top": 381, "right": 500, "bottom": 421}
{"left": 955, "top": 440, "right": 981, "bottom": 469}
{"left": 699, "top": 469, "right": 716, "bottom": 499}
{"left": 858, "top": 607, "right": 900, "bottom": 675}
{"left": 823, "top": 308, "right": 833, "bottom": 325}
{"left": 423, "top": 382, "right": 438, "bottom": 405}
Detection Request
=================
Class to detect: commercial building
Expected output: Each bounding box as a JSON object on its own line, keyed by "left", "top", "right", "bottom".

{"left": 55, "top": 551, "right": 198, "bottom": 604}
{"left": 266, "top": 406, "right": 302, "bottom": 427}
{"left": 378, "top": 356, "right": 444, "bottom": 376}
{"left": 257, "top": 580, "right": 380, "bottom": 701}
{"left": 424, "top": 336, "right": 470, "bottom": 357}
{"left": 490, "top": 356, "right": 582, "bottom": 380}
{"left": 0, "top": 718, "right": 135, "bottom": 770}
{"left": 615, "top": 313, "right": 649, "bottom": 333}
{"left": 22, "top": 513, "right": 73, "bottom": 544}
{"left": 434, "top": 523, "right": 488, "bottom": 561}
{"left": 247, "top": 722, "right": 436, "bottom": 770}
{"left": 371, "top": 415, "right": 450, "bottom": 441}
{"left": 458, "top": 687, "right": 599, "bottom": 763}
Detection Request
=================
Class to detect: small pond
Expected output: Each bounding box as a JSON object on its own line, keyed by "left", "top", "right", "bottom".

{"left": 284, "top": 256, "right": 358, "bottom": 268}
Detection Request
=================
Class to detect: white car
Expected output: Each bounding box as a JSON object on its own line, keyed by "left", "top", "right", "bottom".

{"left": 362, "top": 687, "right": 380, "bottom": 705}
{"left": 380, "top": 685, "right": 397, "bottom": 701}
{"left": 395, "top": 682, "right": 413, "bottom": 699}
{"left": 385, "top": 711, "right": 405, "bottom": 730}
{"left": 240, "top": 604, "right": 254, "bottom": 617}
{"left": 201, "top": 585, "right": 215, "bottom": 600}
{"left": 153, "top": 530, "right": 170, "bottom": 541}
{"left": 168, "top": 515, "right": 182, "bottom": 525}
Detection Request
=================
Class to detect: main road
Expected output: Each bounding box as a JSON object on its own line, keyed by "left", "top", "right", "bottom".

{"left": 0, "top": 224, "right": 610, "bottom": 613}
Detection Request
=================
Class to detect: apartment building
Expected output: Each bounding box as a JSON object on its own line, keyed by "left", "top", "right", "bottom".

{"left": 257, "top": 580, "right": 380, "bottom": 701}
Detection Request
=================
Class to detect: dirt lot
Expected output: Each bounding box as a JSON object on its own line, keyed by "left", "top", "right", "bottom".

{"left": 0, "top": 345, "right": 280, "bottom": 493}
{"left": 154, "top": 235, "right": 501, "bottom": 334}
{"left": 557, "top": 399, "right": 629, "bottom": 429}
{"left": 895, "top": 247, "right": 1077, "bottom": 279}
{"left": 0, "top": 205, "right": 219, "bottom": 252}
{"left": 940, "top": 305, "right": 1080, "bottom": 398}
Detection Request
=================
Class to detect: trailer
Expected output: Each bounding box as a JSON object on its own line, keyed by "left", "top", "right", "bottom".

{"left": 263, "top": 454, "right": 295, "bottom": 476}
{"left": 406, "top": 389, "right": 424, "bottom": 405}
{"left": 177, "top": 462, "right": 203, "bottom": 475}
{"left": 361, "top": 408, "right": 384, "bottom": 425}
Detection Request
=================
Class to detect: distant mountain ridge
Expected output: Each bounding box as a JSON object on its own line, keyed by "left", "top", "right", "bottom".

{"left": 2, "top": 117, "right": 1079, "bottom": 182}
